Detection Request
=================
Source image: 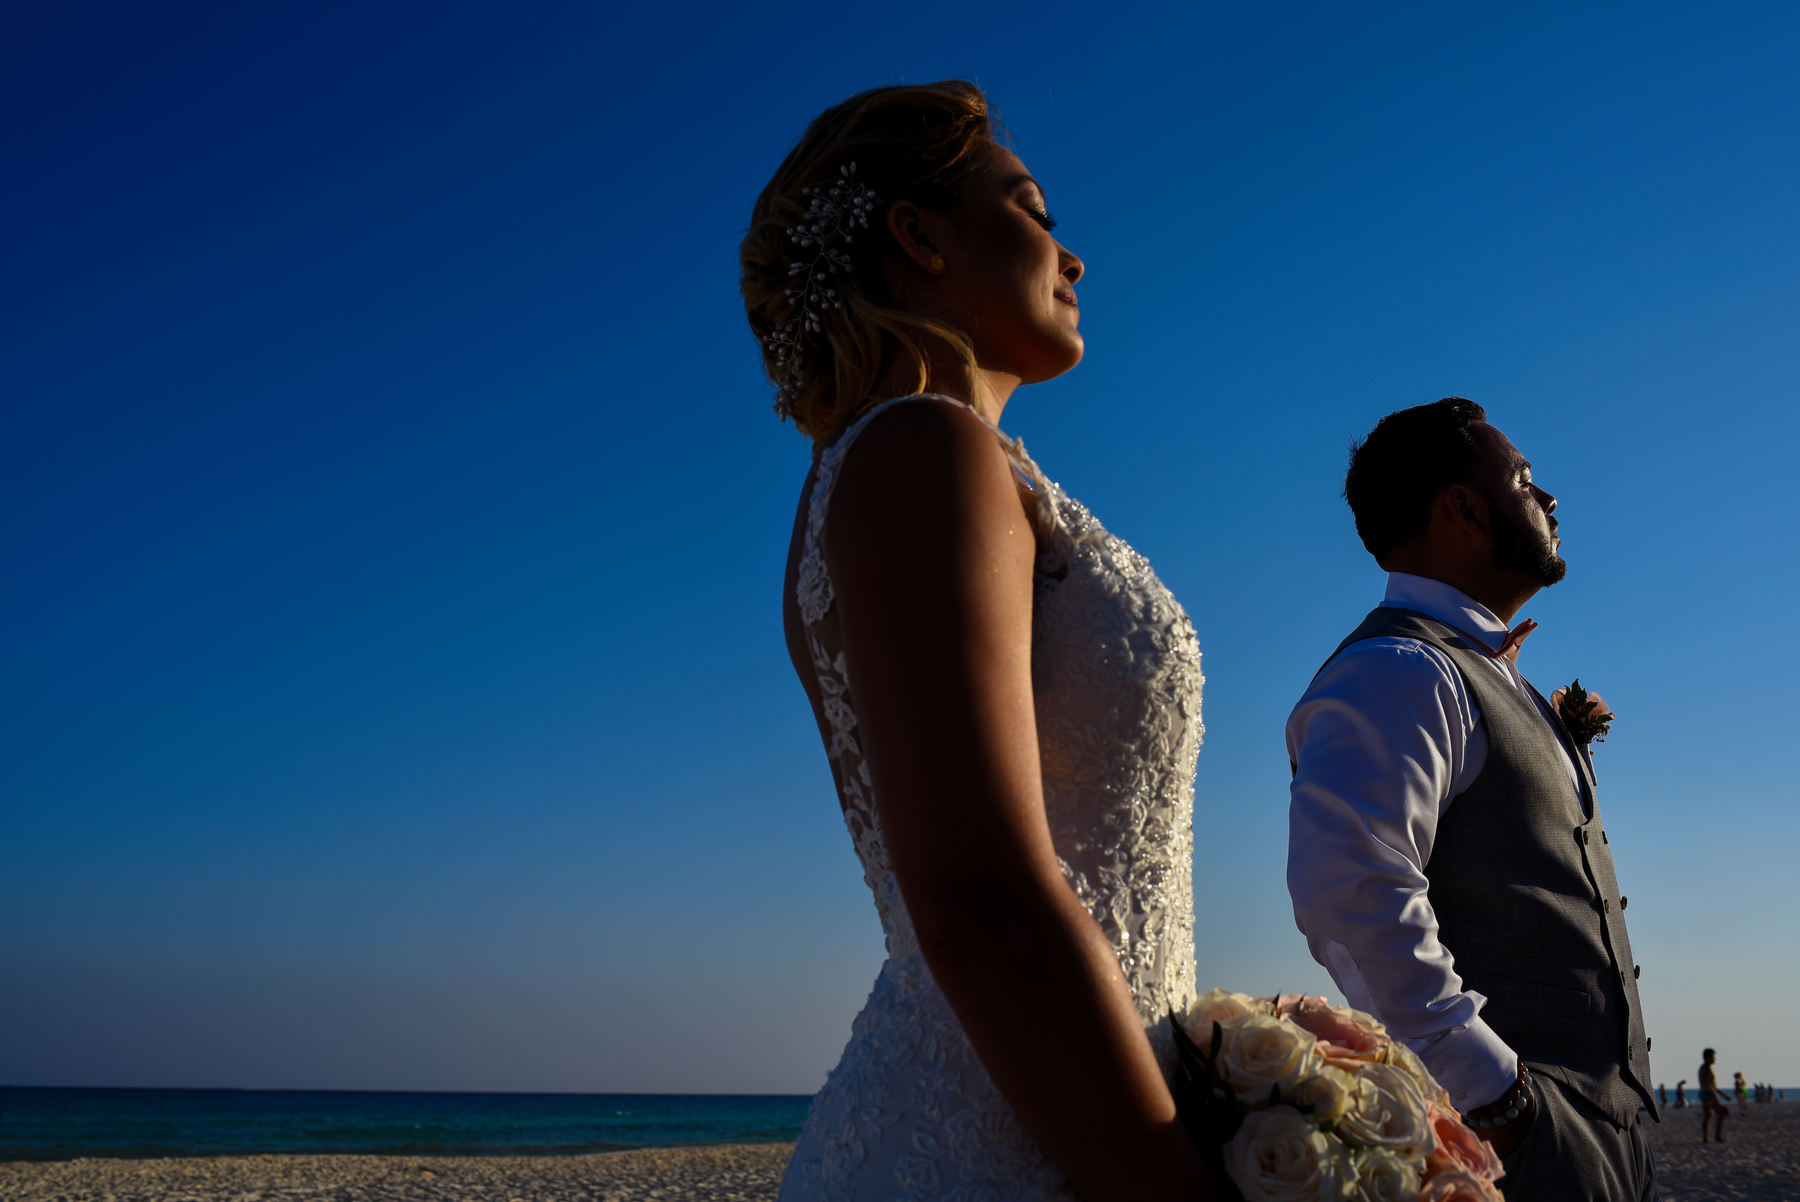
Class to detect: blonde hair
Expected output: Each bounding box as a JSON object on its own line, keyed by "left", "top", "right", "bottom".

{"left": 741, "top": 81, "right": 993, "bottom": 441}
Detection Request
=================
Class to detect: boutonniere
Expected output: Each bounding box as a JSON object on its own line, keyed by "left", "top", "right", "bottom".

{"left": 1552, "top": 678, "right": 1615, "bottom": 744}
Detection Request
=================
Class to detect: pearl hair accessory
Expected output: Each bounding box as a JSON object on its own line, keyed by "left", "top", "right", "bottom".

{"left": 764, "top": 163, "right": 880, "bottom": 405}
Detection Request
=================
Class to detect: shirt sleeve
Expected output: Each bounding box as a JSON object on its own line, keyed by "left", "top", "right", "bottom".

{"left": 1285, "top": 637, "right": 1519, "bottom": 1111}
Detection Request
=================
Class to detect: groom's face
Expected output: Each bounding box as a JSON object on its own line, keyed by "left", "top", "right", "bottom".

{"left": 1472, "top": 423, "right": 1567, "bottom": 587}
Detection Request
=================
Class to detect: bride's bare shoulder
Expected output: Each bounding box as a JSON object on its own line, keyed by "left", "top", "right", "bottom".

{"left": 824, "top": 397, "right": 1025, "bottom": 553}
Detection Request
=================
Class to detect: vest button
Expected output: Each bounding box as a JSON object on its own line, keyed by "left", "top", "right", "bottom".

{"left": 1647, "top": 1037, "right": 1654, "bottom": 1051}
{"left": 1604, "top": 899, "right": 1612, "bottom": 913}
{"left": 1621, "top": 895, "right": 1629, "bottom": 909}
{"left": 1603, "top": 830, "right": 1609, "bottom": 843}
{"left": 1634, "top": 964, "right": 1641, "bottom": 980}
{"left": 1628, "top": 1047, "right": 1635, "bottom": 1061}
{"left": 1581, "top": 830, "right": 1590, "bottom": 845}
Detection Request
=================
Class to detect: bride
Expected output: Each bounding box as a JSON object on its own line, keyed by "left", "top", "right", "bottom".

{"left": 741, "top": 81, "right": 1216, "bottom": 1200}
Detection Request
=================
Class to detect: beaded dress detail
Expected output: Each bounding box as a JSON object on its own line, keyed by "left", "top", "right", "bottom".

{"left": 779, "top": 395, "right": 1202, "bottom": 1202}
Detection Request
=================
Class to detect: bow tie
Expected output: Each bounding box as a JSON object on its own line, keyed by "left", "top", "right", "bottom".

{"left": 1493, "top": 618, "right": 1538, "bottom": 664}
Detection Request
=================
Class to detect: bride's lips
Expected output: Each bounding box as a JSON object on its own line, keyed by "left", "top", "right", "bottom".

{"left": 1054, "top": 287, "right": 1078, "bottom": 308}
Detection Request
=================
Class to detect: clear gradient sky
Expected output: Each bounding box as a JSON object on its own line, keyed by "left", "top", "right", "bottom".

{"left": 6, "top": 2, "right": 1799, "bottom": 1095}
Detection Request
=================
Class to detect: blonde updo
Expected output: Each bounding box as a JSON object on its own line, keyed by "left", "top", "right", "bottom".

{"left": 741, "top": 81, "right": 994, "bottom": 441}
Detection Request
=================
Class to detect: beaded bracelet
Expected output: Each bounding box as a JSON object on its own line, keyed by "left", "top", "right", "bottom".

{"left": 1467, "top": 1064, "right": 1535, "bottom": 1130}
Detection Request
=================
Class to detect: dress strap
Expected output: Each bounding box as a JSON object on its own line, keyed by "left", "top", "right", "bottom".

{"left": 796, "top": 393, "right": 1052, "bottom": 628}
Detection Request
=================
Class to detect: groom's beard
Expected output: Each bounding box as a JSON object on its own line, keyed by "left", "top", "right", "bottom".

{"left": 1488, "top": 492, "right": 1567, "bottom": 586}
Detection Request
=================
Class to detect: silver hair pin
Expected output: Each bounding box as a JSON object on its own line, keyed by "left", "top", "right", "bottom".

{"left": 765, "top": 163, "right": 879, "bottom": 405}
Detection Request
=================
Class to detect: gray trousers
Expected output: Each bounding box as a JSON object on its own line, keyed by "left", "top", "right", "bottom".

{"left": 1498, "top": 1064, "right": 1659, "bottom": 1201}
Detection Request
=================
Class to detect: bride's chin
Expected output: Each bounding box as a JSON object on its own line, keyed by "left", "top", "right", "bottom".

{"left": 1044, "top": 339, "right": 1085, "bottom": 378}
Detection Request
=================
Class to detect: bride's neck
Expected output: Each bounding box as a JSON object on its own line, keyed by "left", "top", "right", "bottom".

{"left": 871, "top": 343, "right": 1018, "bottom": 426}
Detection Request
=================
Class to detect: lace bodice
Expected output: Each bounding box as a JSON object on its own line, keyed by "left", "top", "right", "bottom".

{"left": 781, "top": 395, "right": 1202, "bottom": 1202}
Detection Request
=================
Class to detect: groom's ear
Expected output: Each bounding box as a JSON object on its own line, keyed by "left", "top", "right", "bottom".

{"left": 1442, "top": 484, "right": 1491, "bottom": 539}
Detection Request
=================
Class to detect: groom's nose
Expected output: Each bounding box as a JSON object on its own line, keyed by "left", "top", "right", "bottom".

{"left": 1530, "top": 484, "right": 1556, "bottom": 515}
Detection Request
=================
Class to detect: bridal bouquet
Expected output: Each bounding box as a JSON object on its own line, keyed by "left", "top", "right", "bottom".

{"left": 1172, "top": 990, "right": 1504, "bottom": 1202}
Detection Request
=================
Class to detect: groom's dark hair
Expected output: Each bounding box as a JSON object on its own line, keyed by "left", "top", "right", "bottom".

{"left": 1344, "top": 397, "right": 1488, "bottom": 561}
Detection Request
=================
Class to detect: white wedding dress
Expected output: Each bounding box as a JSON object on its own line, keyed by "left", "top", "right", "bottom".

{"left": 779, "top": 395, "right": 1203, "bottom": 1202}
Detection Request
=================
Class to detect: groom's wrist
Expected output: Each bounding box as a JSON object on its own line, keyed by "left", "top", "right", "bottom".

{"left": 1462, "top": 1062, "right": 1536, "bottom": 1131}
{"left": 1408, "top": 1019, "right": 1516, "bottom": 1110}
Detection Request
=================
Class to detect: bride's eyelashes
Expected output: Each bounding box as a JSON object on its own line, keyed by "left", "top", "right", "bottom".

{"left": 1026, "top": 207, "right": 1058, "bottom": 231}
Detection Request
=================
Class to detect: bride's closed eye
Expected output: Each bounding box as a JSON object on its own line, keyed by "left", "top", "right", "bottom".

{"left": 1025, "top": 206, "right": 1058, "bottom": 232}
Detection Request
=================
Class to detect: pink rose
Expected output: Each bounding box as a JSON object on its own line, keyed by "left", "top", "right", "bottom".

{"left": 1425, "top": 1103, "right": 1504, "bottom": 1183}
{"left": 1277, "top": 996, "right": 1390, "bottom": 1068}
{"left": 1419, "top": 1168, "right": 1504, "bottom": 1201}
{"left": 1273, "top": 993, "right": 1326, "bottom": 1015}
{"left": 1551, "top": 686, "right": 1611, "bottom": 720}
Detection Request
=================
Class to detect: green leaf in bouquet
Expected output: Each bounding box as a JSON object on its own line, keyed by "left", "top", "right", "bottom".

{"left": 1166, "top": 1007, "right": 1245, "bottom": 1195}
{"left": 1168, "top": 1010, "right": 1210, "bottom": 1069}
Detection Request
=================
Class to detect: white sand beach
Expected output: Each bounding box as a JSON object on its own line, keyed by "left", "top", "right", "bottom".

{"left": 0, "top": 1142, "right": 792, "bottom": 1201}
{"left": 1650, "top": 1100, "right": 1800, "bottom": 1201}
{"left": 4, "top": 1105, "right": 1798, "bottom": 1201}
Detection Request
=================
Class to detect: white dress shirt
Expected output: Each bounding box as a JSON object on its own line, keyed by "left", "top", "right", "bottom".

{"left": 1285, "top": 572, "right": 1585, "bottom": 1111}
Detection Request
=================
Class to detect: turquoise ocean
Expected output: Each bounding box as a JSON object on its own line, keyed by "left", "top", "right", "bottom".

{"left": 7, "top": 1085, "right": 1794, "bottom": 1161}
{"left": 0, "top": 1087, "right": 811, "bottom": 1160}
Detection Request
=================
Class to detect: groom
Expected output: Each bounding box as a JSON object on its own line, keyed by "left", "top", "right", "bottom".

{"left": 1286, "top": 399, "right": 1658, "bottom": 1199}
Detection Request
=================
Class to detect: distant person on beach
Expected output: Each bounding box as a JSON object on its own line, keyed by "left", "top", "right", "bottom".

{"left": 1659, "top": 1083, "right": 1667, "bottom": 1107}
{"left": 1735, "top": 1071, "right": 1749, "bottom": 1114}
{"left": 1286, "top": 399, "right": 1658, "bottom": 1199}
{"left": 1700, "top": 1049, "right": 1729, "bottom": 1142}
{"left": 1675, "top": 1079, "right": 1687, "bottom": 1107}
{"left": 746, "top": 81, "right": 1217, "bottom": 1200}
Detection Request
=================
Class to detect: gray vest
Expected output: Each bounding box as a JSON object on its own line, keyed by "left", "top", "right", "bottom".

{"left": 1330, "top": 608, "right": 1656, "bottom": 1126}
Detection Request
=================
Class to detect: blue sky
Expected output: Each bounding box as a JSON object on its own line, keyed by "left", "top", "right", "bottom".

{"left": 5, "top": 1, "right": 1798, "bottom": 1094}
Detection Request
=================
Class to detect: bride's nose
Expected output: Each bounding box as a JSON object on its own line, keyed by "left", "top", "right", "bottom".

{"left": 1059, "top": 246, "right": 1083, "bottom": 285}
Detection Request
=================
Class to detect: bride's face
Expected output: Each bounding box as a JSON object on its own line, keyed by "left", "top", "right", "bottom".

{"left": 929, "top": 141, "right": 1085, "bottom": 384}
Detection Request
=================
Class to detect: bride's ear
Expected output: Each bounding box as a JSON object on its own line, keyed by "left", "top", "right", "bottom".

{"left": 886, "top": 200, "right": 949, "bottom": 276}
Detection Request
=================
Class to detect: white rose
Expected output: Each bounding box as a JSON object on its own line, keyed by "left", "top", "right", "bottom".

{"left": 1217, "top": 1014, "right": 1323, "bottom": 1109}
{"left": 1225, "top": 1105, "right": 1355, "bottom": 1202}
{"left": 1181, "top": 988, "right": 1264, "bottom": 1045}
{"left": 1292, "top": 1065, "right": 1358, "bottom": 1125}
{"left": 1337, "top": 1063, "right": 1433, "bottom": 1157}
{"left": 1419, "top": 1168, "right": 1504, "bottom": 1201}
{"left": 1351, "top": 1146, "right": 1421, "bottom": 1202}
{"left": 1381, "top": 1041, "right": 1451, "bottom": 1108}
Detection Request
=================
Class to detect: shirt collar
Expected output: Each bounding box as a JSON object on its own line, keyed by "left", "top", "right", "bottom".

{"left": 1383, "top": 572, "right": 1511, "bottom": 654}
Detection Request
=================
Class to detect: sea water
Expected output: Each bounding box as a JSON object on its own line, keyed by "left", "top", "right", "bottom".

{"left": 0, "top": 1087, "right": 811, "bottom": 1160}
